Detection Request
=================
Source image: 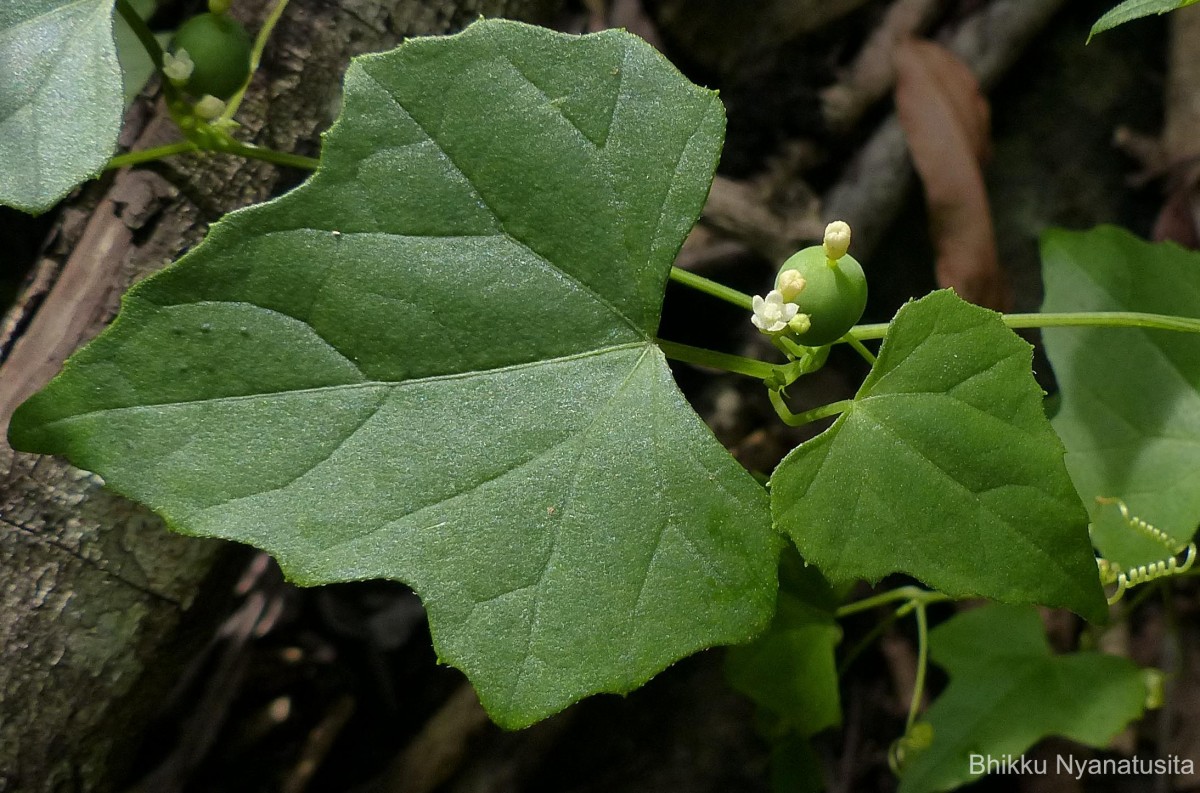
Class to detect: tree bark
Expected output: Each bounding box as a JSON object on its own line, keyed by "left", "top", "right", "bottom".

{"left": 0, "top": 1, "right": 559, "bottom": 790}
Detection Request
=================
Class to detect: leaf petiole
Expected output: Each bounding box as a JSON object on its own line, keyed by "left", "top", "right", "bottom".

{"left": 220, "top": 0, "right": 293, "bottom": 121}
{"left": 835, "top": 585, "right": 951, "bottom": 619}
{"left": 657, "top": 339, "right": 778, "bottom": 380}
{"left": 115, "top": 0, "right": 164, "bottom": 68}
{"left": 768, "top": 392, "right": 852, "bottom": 427}
{"left": 106, "top": 141, "right": 201, "bottom": 170}
{"left": 218, "top": 139, "right": 319, "bottom": 170}
{"left": 104, "top": 139, "right": 318, "bottom": 171}
{"left": 669, "top": 267, "right": 754, "bottom": 310}
{"left": 906, "top": 602, "right": 930, "bottom": 733}
{"left": 842, "top": 334, "right": 877, "bottom": 364}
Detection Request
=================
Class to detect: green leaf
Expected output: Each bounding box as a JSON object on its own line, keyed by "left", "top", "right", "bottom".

{"left": 114, "top": 0, "right": 164, "bottom": 105}
{"left": 1089, "top": 0, "right": 1200, "bottom": 41}
{"left": 898, "top": 604, "right": 1148, "bottom": 793}
{"left": 1041, "top": 226, "right": 1200, "bottom": 569}
{"left": 9, "top": 19, "right": 780, "bottom": 729}
{"left": 0, "top": 0, "right": 124, "bottom": 213}
{"left": 726, "top": 556, "right": 841, "bottom": 737}
{"left": 771, "top": 290, "right": 1106, "bottom": 622}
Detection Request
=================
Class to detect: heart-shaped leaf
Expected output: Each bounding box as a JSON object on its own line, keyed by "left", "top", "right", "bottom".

{"left": 1042, "top": 226, "right": 1200, "bottom": 569}
{"left": 9, "top": 19, "right": 780, "bottom": 728}
{"left": 899, "top": 605, "right": 1147, "bottom": 793}
{"left": 1, "top": 0, "right": 123, "bottom": 213}
{"left": 771, "top": 290, "right": 1106, "bottom": 622}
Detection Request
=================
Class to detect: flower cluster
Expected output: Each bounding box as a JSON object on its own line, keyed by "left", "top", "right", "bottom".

{"left": 749, "top": 220, "right": 854, "bottom": 337}
{"left": 751, "top": 281, "right": 811, "bottom": 336}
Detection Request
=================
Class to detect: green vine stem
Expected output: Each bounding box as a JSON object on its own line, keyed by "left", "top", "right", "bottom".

{"left": 850, "top": 311, "right": 1200, "bottom": 341}
{"left": 668, "top": 267, "right": 753, "bottom": 310}
{"left": 219, "top": 139, "right": 320, "bottom": 170}
{"left": 836, "top": 585, "right": 952, "bottom": 618}
{"left": 105, "top": 138, "right": 319, "bottom": 171}
{"left": 115, "top": 0, "right": 164, "bottom": 68}
{"left": 657, "top": 339, "right": 778, "bottom": 380}
{"left": 106, "top": 141, "right": 200, "bottom": 170}
{"left": 842, "top": 334, "right": 877, "bottom": 364}
{"left": 221, "top": 0, "right": 293, "bottom": 121}
{"left": 907, "top": 602, "right": 930, "bottom": 733}
{"left": 665, "top": 269, "right": 1200, "bottom": 341}
{"left": 836, "top": 586, "right": 946, "bottom": 731}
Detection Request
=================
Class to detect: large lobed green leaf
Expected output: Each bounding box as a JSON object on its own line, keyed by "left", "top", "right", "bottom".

{"left": 772, "top": 290, "right": 1106, "bottom": 622}
{"left": 0, "top": 0, "right": 123, "bottom": 213}
{"left": 1042, "top": 226, "right": 1200, "bottom": 569}
{"left": 9, "top": 19, "right": 780, "bottom": 728}
{"left": 899, "top": 605, "right": 1148, "bottom": 793}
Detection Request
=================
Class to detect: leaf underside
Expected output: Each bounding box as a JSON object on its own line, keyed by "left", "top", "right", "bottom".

{"left": 899, "top": 605, "right": 1146, "bottom": 793}
{"left": 1042, "top": 226, "right": 1200, "bottom": 569}
{"left": 10, "top": 20, "right": 780, "bottom": 728}
{"left": 725, "top": 590, "right": 842, "bottom": 738}
{"left": 771, "top": 290, "right": 1106, "bottom": 622}
{"left": 0, "top": 0, "right": 123, "bottom": 213}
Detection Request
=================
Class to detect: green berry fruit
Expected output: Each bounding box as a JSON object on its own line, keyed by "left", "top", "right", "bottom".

{"left": 172, "top": 13, "right": 252, "bottom": 100}
{"left": 775, "top": 244, "right": 868, "bottom": 346}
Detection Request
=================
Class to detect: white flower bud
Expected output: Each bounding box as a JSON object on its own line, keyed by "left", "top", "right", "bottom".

{"left": 787, "top": 313, "right": 812, "bottom": 335}
{"left": 823, "top": 220, "right": 852, "bottom": 261}
{"left": 777, "top": 269, "right": 806, "bottom": 302}
{"left": 194, "top": 94, "right": 227, "bottom": 121}
{"left": 162, "top": 49, "right": 195, "bottom": 85}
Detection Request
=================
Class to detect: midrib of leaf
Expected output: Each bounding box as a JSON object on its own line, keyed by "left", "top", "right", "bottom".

{"left": 226, "top": 346, "right": 651, "bottom": 528}
{"left": 502, "top": 344, "right": 653, "bottom": 705}
{"left": 30, "top": 339, "right": 652, "bottom": 428}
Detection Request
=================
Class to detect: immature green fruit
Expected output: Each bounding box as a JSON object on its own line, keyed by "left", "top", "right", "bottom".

{"left": 775, "top": 243, "right": 868, "bottom": 346}
{"left": 172, "top": 13, "right": 253, "bottom": 100}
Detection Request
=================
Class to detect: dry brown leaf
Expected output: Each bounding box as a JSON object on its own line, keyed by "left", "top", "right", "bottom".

{"left": 1152, "top": 177, "right": 1200, "bottom": 248}
{"left": 895, "top": 38, "right": 1011, "bottom": 312}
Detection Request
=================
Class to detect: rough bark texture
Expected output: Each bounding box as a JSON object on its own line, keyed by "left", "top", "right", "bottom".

{"left": 0, "top": 1, "right": 559, "bottom": 790}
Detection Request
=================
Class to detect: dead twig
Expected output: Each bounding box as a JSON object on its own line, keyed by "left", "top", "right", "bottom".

{"left": 825, "top": 0, "right": 1070, "bottom": 258}
{"left": 822, "top": 0, "right": 946, "bottom": 131}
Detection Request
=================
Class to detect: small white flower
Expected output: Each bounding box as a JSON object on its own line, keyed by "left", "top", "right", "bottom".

{"left": 163, "top": 49, "right": 195, "bottom": 84}
{"left": 778, "top": 269, "right": 806, "bottom": 302}
{"left": 823, "top": 220, "right": 852, "bottom": 261}
{"left": 751, "top": 290, "right": 799, "bottom": 334}
{"left": 194, "top": 95, "right": 227, "bottom": 121}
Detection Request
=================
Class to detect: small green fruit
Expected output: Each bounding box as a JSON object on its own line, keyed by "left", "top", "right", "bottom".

{"left": 172, "top": 13, "right": 252, "bottom": 100}
{"left": 775, "top": 245, "right": 868, "bottom": 346}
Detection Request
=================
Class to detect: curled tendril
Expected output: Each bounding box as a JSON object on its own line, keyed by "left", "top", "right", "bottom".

{"left": 1096, "top": 496, "right": 1180, "bottom": 551}
{"left": 1094, "top": 497, "right": 1197, "bottom": 604}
